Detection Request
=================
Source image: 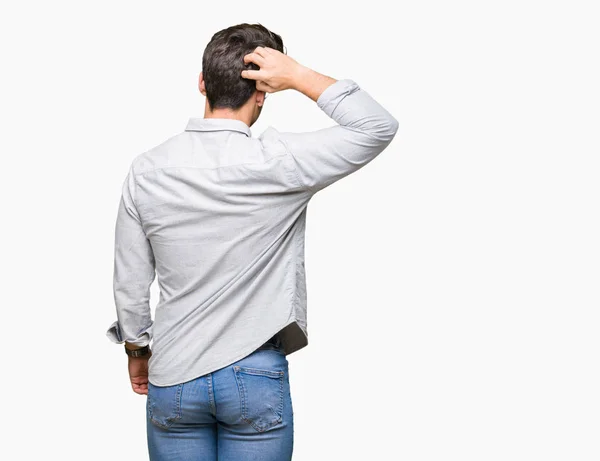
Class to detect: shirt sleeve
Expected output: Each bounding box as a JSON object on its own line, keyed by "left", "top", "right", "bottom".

{"left": 105, "top": 165, "right": 156, "bottom": 347}
{"left": 277, "top": 78, "right": 399, "bottom": 193}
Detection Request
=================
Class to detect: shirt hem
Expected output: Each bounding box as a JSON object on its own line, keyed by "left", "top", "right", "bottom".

{"left": 148, "top": 316, "right": 301, "bottom": 387}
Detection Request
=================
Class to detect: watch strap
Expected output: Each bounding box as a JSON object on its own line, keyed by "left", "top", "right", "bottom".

{"left": 125, "top": 344, "right": 150, "bottom": 357}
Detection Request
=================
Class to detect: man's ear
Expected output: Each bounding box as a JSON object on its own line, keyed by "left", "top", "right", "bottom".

{"left": 256, "top": 90, "right": 266, "bottom": 107}
{"left": 198, "top": 72, "right": 207, "bottom": 96}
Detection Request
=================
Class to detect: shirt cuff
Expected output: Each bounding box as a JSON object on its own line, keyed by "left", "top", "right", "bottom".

{"left": 316, "top": 79, "right": 360, "bottom": 118}
{"left": 106, "top": 320, "right": 152, "bottom": 347}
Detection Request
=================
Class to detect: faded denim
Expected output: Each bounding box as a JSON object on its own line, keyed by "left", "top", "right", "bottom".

{"left": 146, "top": 335, "right": 294, "bottom": 461}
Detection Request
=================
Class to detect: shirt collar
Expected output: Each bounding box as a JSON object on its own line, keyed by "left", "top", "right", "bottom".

{"left": 185, "top": 117, "right": 252, "bottom": 137}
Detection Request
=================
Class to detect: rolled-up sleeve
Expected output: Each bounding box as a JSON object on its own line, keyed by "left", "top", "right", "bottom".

{"left": 277, "top": 78, "right": 399, "bottom": 193}
{"left": 106, "top": 165, "right": 155, "bottom": 347}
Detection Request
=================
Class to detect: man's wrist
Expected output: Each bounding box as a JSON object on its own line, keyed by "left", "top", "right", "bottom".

{"left": 125, "top": 344, "right": 151, "bottom": 358}
{"left": 289, "top": 64, "right": 310, "bottom": 92}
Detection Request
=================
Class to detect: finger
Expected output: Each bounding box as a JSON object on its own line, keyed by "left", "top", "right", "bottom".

{"left": 253, "top": 46, "right": 268, "bottom": 57}
{"left": 241, "top": 69, "right": 265, "bottom": 81}
{"left": 132, "top": 383, "right": 148, "bottom": 395}
{"left": 243, "top": 52, "right": 266, "bottom": 66}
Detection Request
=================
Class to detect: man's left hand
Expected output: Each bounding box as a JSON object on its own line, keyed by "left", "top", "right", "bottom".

{"left": 127, "top": 348, "right": 152, "bottom": 395}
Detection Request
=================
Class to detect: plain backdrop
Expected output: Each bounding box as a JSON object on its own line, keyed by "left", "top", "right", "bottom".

{"left": 1, "top": 1, "right": 599, "bottom": 460}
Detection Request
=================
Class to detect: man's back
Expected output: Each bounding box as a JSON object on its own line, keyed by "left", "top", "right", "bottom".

{"left": 124, "top": 118, "right": 311, "bottom": 386}
{"left": 107, "top": 78, "right": 398, "bottom": 387}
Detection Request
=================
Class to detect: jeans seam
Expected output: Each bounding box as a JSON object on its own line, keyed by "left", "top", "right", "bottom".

{"left": 207, "top": 373, "right": 217, "bottom": 416}
{"left": 174, "top": 383, "right": 183, "bottom": 420}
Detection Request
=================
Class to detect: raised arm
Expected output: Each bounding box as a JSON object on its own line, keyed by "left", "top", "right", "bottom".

{"left": 242, "top": 47, "right": 399, "bottom": 193}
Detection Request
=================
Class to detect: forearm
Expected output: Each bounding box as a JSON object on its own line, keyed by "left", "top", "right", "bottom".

{"left": 242, "top": 47, "right": 399, "bottom": 192}
{"left": 291, "top": 65, "right": 337, "bottom": 102}
{"left": 276, "top": 78, "right": 399, "bottom": 192}
{"left": 318, "top": 79, "right": 399, "bottom": 142}
{"left": 289, "top": 65, "right": 396, "bottom": 141}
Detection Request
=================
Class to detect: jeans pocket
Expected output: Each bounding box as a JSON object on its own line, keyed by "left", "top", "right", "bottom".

{"left": 147, "top": 382, "right": 184, "bottom": 429}
{"left": 233, "top": 366, "right": 285, "bottom": 432}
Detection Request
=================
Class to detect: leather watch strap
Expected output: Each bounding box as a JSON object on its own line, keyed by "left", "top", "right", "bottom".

{"left": 124, "top": 344, "right": 150, "bottom": 357}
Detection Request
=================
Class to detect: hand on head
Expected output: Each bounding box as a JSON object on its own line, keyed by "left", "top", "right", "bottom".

{"left": 241, "top": 47, "right": 304, "bottom": 94}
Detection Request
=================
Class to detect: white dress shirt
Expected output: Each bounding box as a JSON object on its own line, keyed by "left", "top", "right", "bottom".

{"left": 106, "top": 78, "right": 399, "bottom": 386}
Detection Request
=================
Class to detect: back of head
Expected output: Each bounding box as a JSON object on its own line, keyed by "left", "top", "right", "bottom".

{"left": 202, "top": 23, "right": 285, "bottom": 110}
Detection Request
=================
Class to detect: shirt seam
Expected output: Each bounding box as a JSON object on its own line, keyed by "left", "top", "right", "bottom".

{"left": 130, "top": 169, "right": 142, "bottom": 218}
{"left": 131, "top": 152, "right": 292, "bottom": 178}
{"left": 275, "top": 135, "right": 313, "bottom": 193}
{"left": 124, "top": 169, "right": 149, "bottom": 252}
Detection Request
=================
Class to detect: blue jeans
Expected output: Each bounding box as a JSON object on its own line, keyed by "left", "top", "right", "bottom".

{"left": 146, "top": 334, "right": 294, "bottom": 460}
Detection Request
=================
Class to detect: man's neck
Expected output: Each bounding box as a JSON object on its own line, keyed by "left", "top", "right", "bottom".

{"left": 204, "top": 107, "right": 252, "bottom": 127}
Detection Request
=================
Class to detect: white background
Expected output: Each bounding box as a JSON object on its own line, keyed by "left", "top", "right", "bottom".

{"left": 1, "top": 1, "right": 599, "bottom": 460}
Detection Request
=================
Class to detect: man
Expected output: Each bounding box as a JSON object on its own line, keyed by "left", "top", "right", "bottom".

{"left": 106, "top": 23, "right": 398, "bottom": 460}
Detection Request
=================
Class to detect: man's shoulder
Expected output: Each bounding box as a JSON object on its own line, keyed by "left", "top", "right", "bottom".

{"left": 127, "top": 126, "right": 294, "bottom": 176}
{"left": 129, "top": 131, "right": 191, "bottom": 176}
{"left": 257, "top": 126, "right": 290, "bottom": 160}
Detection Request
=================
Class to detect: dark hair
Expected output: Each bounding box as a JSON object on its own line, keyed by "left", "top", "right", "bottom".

{"left": 202, "top": 23, "right": 285, "bottom": 110}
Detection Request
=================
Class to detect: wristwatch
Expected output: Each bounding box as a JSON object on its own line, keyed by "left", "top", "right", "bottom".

{"left": 124, "top": 344, "right": 150, "bottom": 357}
